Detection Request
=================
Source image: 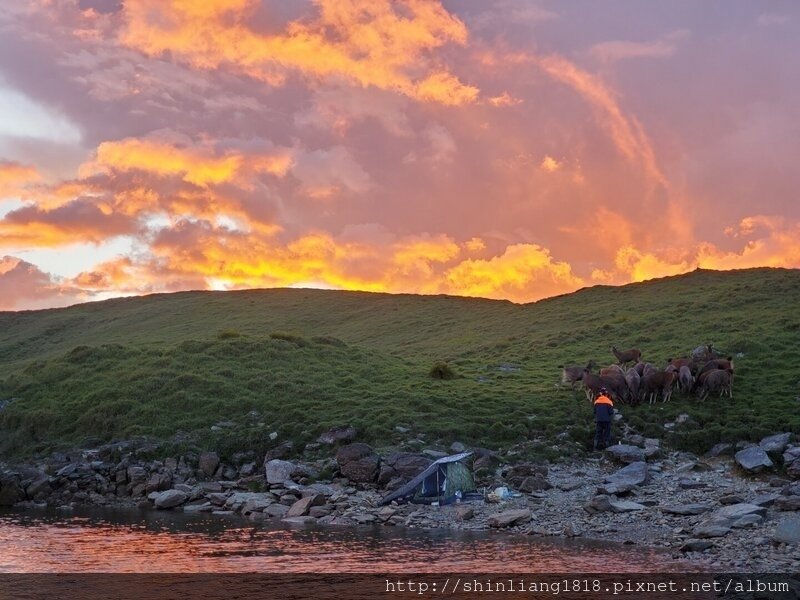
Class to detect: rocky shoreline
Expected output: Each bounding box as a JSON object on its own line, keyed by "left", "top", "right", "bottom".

{"left": 1, "top": 424, "right": 799, "bottom": 572}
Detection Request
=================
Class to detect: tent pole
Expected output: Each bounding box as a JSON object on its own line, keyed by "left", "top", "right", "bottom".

{"left": 436, "top": 467, "right": 441, "bottom": 506}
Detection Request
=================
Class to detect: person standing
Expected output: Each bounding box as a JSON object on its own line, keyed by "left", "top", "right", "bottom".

{"left": 593, "top": 387, "right": 614, "bottom": 450}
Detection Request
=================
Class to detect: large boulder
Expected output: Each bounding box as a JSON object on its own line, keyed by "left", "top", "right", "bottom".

{"left": 488, "top": 509, "right": 532, "bottom": 528}
{"left": 198, "top": 451, "right": 220, "bottom": 478}
{"left": 772, "top": 516, "right": 800, "bottom": 544}
{"left": 760, "top": 433, "right": 792, "bottom": 456}
{"left": 605, "top": 445, "right": 646, "bottom": 464}
{"left": 378, "top": 453, "right": 432, "bottom": 486}
{"left": 264, "top": 459, "right": 296, "bottom": 484}
{"left": 597, "top": 461, "right": 648, "bottom": 495}
{"left": 0, "top": 473, "right": 23, "bottom": 506}
{"left": 317, "top": 426, "right": 357, "bottom": 445}
{"left": 775, "top": 496, "right": 800, "bottom": 511}
{"left": 735, "top": 446, "right": 773, "bottom": 473}
{"left": 336, "top": 443, "right": 380, "bottom": 483}
{"left": 153, "top": 489, "right": 188, "bottom": 509}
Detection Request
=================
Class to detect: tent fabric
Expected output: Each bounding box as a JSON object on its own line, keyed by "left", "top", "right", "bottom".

{"left": 380, "top": 452, "right": 475, "bottom": 505}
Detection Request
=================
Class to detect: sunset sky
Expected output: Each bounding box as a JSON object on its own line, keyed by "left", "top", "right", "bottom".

{"left": 1, "top": 0, "right": 799, "bottom": 310}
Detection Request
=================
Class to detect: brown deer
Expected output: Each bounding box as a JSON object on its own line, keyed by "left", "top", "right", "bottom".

{"left": 611, "top": 345, "right": 642, "bottom": 367}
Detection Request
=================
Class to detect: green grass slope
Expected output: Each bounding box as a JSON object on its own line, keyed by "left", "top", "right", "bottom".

{"left": 1, "top": 267, "right": 799, "bottom": 459}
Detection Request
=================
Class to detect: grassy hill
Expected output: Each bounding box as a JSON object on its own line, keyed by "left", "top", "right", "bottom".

{"left": 1, "top": 267, "right": 799, "bottom": 459}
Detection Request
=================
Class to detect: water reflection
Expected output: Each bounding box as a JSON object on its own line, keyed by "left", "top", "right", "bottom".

{"left": 0, "top": 507, "right": 697, "bottom": 573}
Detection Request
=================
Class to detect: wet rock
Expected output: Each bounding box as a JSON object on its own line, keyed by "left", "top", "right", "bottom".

{"left": 282, "top": 516, "right": 317, "bottom": 525}
{"left": 774, "top": 496, "right": 800, "bottom": 511}
{"left": 661, "top": 503, "right": 712, "bottom": 516}
{"left": 183, "top": 502, "right": 213, "bottom": 513}
{"left": 772, "top": 516, "right": 800, "bottom": 544}
{"left": 735, "top": 446, "right": 773, "bottom": 473}
{"left": 198, "top": 452, "right": 220, "bottom": 478}
{"left": 377, "top": 453, "right": 431, "bottom": 486}
{"left": 455, "top": 506, "right": 474, "bottom": 521}
{"left": 336, "top": 443, "right": 380, "bottom": 483}
{"left": 351, "top": 513, "right": 377, "bottom": 524}
{"left": 598, "top": 461, "right": 648, "bottom": 495}
{"left": 759, "top": 433, "right": 792, "bottom": 456}
{"left": 154, "top": 489, "right": 188, "bottom": 509}
{"left": 286, "top": 494, "right": 325, "bottom": 517}
{"left": 680, "top": 539, "right": 714, "bottom": 552}
{"left": 488, "top": 509, "right": 532, "bottom": 528}
{"left": 317, "top": 426, "right": 357, "bottom": 445}
{"left": 605, "top": 445, "right": 645, "bottom": 464}
{"left": 264, "top": 459, "right": 296, "bottom": 484}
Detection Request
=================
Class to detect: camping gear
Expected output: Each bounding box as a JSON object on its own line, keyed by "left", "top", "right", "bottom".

{"left": 379, "top": 452, "right": 476, "bottom": 506}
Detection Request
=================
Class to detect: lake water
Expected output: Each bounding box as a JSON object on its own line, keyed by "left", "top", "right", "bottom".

{"left": 0, "top": 507, "right": 697, "bottom": 573}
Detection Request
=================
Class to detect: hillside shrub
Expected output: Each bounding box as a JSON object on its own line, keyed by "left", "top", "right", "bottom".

{"left": 429, "top": 361, "right": 456, "bottom": 380}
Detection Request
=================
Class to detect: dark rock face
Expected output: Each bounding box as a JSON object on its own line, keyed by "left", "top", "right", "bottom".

{"left": 378, "top": 453, "right": 432, "bottom": 486}
{"left": 0, "top": 473, "right": 23, "bottom": 506}
{"left": 263, "top": 441, "right": 294, "bottom": 462}
{"left": 336, "top": 443, "right": 380, "bottom": 483}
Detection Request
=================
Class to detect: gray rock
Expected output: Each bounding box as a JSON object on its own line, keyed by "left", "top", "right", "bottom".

{"left": 605, "top": 445, "right": 646, "bottom": 464}
{"left": 450, "top": 442, "right": 467, "bottom": 453}
{"left": 609, "top": 500, "right": 647, "bottom": 513}
{"left": 719, "top": 494, "right": 745, "bottom": 505}
{"left": 422, "top": 449, "right": 448, "bottom": 460}
{"left": 714, "top": 503, "right": 767, "bottom": 520}
{"left": 772, "top": 516, "right": 800, "bottom": 544}
{"left": 586, "top": 495, "right": 614, "bottom": 513}
{"left": 680, "top": 539, "right": 714, "bottom": 552}
{"left": 693, "top": 523, "right": 731, "bottom": 538}
{"left": 759, "top": 433, "right": 792, "bottom": 455}
{"left": 153, "top": 489, "right": 188, "bottom": 509}
{"left": 735, "top": 446, "right": 773, "bottom": 473}
{"left": 661, "top": 503, "right": 712, "bottom": 516}
{"left": 488, "top": 509, "right": 532, "bottom": 528}
{"left": 750, "top": 493, "right": 780, "bottom": 507}
{"left": 263, "top": 441, "right": 294, "bottom": 462}
{"left": 706, "top": 443, "right": 733, "bottom": 458}
{"left": 775, "top": 496, "right": 800, "bottom": 511}
{"left": 455, "top": 506, "right": 474, "bottom": 521}
{"left": 598, "top": 461, "right": 648, "bottom": 495}
{"left": 731, "top": 514, "right": 763, "bottom": 528}
{"left": 285, "top": 494, "right": 325, "bottom": 518}
{"left": 558, "top": 480, "right": 583, "bottom": 492}
{"left": 265, "top": 503, "right": 289, "bottom": 518}
{"left": 679, "top": 479, "right": 707, "bottom": 490}
{"left": 788, "top": 460, "right": 800, "bottom": 480}
{"left": 264, "top": 459, "right": 296, "bottom": 484}
{"left": 783, "top": 446, "right": 800, "bottom": 465}
{"left": 317, "top": 426, "right": 357, "bottom": 445}
{"left": 198, "top": 452, "right": 220, "bottom": 478}
{"left": 336, "top": 443, "right": 380, "bottom": 483}
{"left": 182, "top": 502, "right": 213, "bottom": 513}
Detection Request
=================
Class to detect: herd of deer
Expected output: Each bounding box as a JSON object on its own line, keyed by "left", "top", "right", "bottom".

{"left": 558, "top": 344, "right": 735, "bottom": 405}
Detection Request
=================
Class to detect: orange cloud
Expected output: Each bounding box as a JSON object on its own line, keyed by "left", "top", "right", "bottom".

{"left": 535, "top": 55, "right": 664, "bottom": 187}
{"left": 0, "top": 161, "right": 40, "bottom": 198}
{"left": 82, "top": 137, "right": 293, "bottom": 187}
{"left": 119, "top": 0, "right": 478, "bottom": 105}
{"left": 441, "top": 243, "right": 582, "bottom": 302}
